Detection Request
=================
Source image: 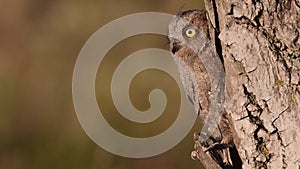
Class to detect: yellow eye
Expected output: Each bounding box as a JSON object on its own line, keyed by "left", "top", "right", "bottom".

{"left": 185, "top": 28, "right": 196, "bottom": 38}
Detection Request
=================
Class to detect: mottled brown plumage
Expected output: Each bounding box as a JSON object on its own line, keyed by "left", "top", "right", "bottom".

{"left": 168, "top": 10, "right": 212, "bottom": 120}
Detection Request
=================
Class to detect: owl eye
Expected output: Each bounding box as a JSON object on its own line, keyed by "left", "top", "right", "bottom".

{"left": 184, "top": 28, "right": 197, "bottom": 38}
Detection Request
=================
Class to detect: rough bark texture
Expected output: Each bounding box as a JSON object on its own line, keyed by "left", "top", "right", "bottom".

{"left": 201, "top": 0, "right": 300, "bottom": 168}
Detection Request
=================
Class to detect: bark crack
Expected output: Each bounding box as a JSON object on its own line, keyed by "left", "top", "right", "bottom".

{"left": 242, "top": 84, "right": 272, "bottom": 169}
{"left": 211, "top": 0, "right": 224, "bottom": 63}
{"left": 270, "top": 107, "right": 289, "bottom": 169}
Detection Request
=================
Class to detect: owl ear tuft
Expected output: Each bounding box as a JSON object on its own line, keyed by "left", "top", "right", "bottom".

{"left": 176, "top": 9, "right": 205, "bottom": 19}
{"left": 175, "top": 4, "right": 185, "bottom": 16}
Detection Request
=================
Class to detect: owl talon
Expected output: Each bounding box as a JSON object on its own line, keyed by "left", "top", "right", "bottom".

{"left": 191, "top": 151, "right": 198, "bottom": 160}
{"left": 223, "top": 148, "right": 232, "bottom": 166}
{"left": 203, "top": 142, "right": 230, "bottom": 152}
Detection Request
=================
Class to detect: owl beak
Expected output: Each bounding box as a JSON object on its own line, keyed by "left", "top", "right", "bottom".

{"left": 169, "top": 38, "right": 182, "bottom": 54}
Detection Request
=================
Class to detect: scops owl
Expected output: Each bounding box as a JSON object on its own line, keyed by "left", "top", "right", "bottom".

{"left": 168, "top": 9, "right": 225, "bottom": 137}
{"left": 168, "top": 10, "right": 241, "bottom": 168}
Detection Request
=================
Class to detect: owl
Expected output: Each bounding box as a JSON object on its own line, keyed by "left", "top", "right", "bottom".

{"left": 168, "top": 10, "right": 241, "bottom": 168}
{"left": 168, "top": 9, "right": 226, "bottom": 137}
{"left": 168, "top": 10, "right": 211, "bottom": 120}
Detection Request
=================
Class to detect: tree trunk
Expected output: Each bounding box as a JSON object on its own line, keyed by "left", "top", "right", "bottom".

{"left": 199, "top": 0, "right": 300, "bottom": 168}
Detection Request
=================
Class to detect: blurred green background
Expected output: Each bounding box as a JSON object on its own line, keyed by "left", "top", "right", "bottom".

{"left": 0, "top": 0, "right": 205, "bottom": 168}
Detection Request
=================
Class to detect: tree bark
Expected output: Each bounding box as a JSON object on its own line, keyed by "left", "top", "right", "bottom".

{"left": 198, "top": 0, "right": 300, "bottom": 168}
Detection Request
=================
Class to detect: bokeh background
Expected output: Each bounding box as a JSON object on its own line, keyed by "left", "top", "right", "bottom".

{"left": 0, "top": 0, "right": 205, "bottom": 168}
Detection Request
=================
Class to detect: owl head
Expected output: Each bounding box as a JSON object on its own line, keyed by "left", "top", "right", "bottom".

{"left": 168, "top": 10, "right": 209, "bottom": 57}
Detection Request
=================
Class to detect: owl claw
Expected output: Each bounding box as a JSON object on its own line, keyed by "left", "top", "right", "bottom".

{"left": 223, "top": 148, "right": 232, "bottom": 166}
{"left": 191, "top": 151, "right": 198, "bottom": 160}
